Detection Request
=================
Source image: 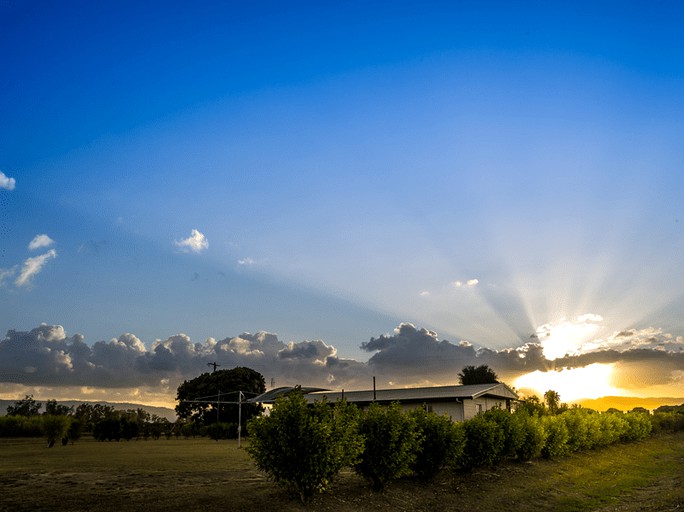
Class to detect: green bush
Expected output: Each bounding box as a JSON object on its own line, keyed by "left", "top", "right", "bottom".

{"left": 596, "top": 412, "right": 628, "bottom": 447}
{"left": 206, "top": 422, "right": 237, "bottom": 440}
{"left": 563, "top": 409, "right": 592, "bottom": 452}
{"left": 354, "top": 402, "right": 419, "bottom": 490}
{"left": 247, "top": 392, "right": 362, "bottom": 502}
{"left": 508, "top": 412, "right": 546, "bottom": 461}
{"left": 541, "top": 415, "right": 569, "bottom": 458}
{"left": 621, "top": 412, "right": 652, "bottom": 441}
{"left": 651, "top": 411, "right": 684, "bottom": 433}
{"left": 459, "top": 414, "right": 505, "bottom": 469}
{"left": 410, "top": 408, "right": 464, "bottom": 480}
{"left": 484, "top": 407, "right": 523, "bottom": 459}
{"left": 0, "top": 415, "right": 43, "bottom": 437}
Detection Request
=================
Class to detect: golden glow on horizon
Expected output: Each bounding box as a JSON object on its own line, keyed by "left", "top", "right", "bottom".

{"left": 514, "top": 363, "right": 627, "bottom": 403}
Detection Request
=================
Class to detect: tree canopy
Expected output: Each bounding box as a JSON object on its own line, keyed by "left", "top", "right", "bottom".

{"left": 7, "top": 395, "right": 42, "bottom": 417}
{"left": 458, "top": 365, "right": 499, "bottom": 385}
{"left": 176, "top": 366, "right": 265, "bottom": 427}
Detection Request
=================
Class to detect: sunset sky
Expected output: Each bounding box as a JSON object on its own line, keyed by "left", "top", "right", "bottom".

{"left": 1, "top": 1, "right": 683, "bottom": 408}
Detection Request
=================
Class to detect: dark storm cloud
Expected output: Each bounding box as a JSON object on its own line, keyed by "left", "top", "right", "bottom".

{"left": 1, "top": 322, "right": 682, "bottom": 393}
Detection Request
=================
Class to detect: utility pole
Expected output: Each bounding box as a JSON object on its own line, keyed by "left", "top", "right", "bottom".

{"left": 207, "top": 362, "right": 221, "bottom": 372}
{"left": 237, "top": 391, "right": 244, "bottom": 449}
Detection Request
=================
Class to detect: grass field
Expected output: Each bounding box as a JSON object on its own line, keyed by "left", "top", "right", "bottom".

{"left": 1, "top": 433, "right": 683, "bottom": 511}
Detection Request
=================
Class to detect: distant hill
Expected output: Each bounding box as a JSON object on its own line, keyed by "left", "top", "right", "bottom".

{"left": 0, "top": 399, "right": 177, "bottom": 421}
{"left": 575, "top": 396, "right": 684, "bottom": 412}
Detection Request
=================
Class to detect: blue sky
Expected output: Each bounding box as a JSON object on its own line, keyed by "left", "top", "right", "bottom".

{"left": 1, "top": 1, "right": 683, "bottom": 405}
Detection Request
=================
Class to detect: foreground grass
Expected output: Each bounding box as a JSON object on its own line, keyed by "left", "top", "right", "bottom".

{"left": 1, "top": 433, "right": 682, "bottom": 511}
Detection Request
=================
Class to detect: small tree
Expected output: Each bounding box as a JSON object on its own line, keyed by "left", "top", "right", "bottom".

{"left": 42, "top": 415, "right": 70, "bottom": 448}
{"left": 247, "top": 391, "right": 362, "bottom": 503}
{"left": 354, "top": 402, "right": 419, "bottom": 491}
{"left": 458, "top": 365, "right": 498, "bottom": 385}
{"left": 543, "top": 390, "right": 561, "bottom": 415}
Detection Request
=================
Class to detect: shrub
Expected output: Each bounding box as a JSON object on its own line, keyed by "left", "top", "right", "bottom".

{"left": 248, "top": 392, "right": 362, "bottom": 502}
{"left": 354, "top": 402, "right": 419, "bottom": 490}
{"left": 93, "top": 417, "right": 122, "bottom": 441}
{"left": 410, "top": 408, "right": 464, "bottom": 480}
{"left": 459, "top": 414, "right": 505, "bottom": 469}
{"left": 651, "top": 411, "right": 684, "bottom": 433}
{"left": 206, "top": 422, "right": 237, "bottom": 440}
{"left": 484, "top": 407, "right": 523, "bottom": 459}
{"left": 622, "top": 412, "right": 652, "bottom": 441}
{"left": 563, "top": 409, "right": 592, "bottom": 452}
{"left": 66, "top": 418, "right": 83, "bottom": 444}
{"left": 596, "top": 412, "right": 628, "bottom": 447}
{"left": 541, "top": 415, "right": 569, "bottom": 458}
{"left": 511, "top": 413, "right": 546, "bottom": 461}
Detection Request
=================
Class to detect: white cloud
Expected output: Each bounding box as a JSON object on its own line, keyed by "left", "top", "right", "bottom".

{"left": 0, "top": 267, "right": 17, "bottom": 287}
{"left": 0, "top": 171, "right": 15, "bottom": 191}
{"left": 15, "top": 249, "right": 57, "bottom": 287}
{"left": 28, "top": 234, "right": 55, "bottom": 251}
{"left": 238, "top": 257, "right": 255, "bottom": 266}
{"left": 174, "top": 229, "right": 208, "bottom": 253}
{"left": 454, "top": 278, "right": 479, "bottom": 288}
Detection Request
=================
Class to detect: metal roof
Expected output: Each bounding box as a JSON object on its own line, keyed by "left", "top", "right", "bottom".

{"left": 250, "top": 382, "right": 518, "bottom": 404}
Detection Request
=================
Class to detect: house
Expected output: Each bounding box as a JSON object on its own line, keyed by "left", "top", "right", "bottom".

{"left": 250, "top": 382, "right": 519, "bottom": 422}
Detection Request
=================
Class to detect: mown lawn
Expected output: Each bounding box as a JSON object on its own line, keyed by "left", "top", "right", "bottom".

{"left": 1, "top": 433, "right": 682, "bottom": 511}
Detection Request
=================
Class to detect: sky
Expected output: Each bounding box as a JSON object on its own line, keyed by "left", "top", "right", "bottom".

{"left": 1, "top": 1, "right": 683, "bottom": 408}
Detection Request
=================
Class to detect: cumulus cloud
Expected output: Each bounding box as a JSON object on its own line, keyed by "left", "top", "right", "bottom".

{"left": 0, "top": 171, "right": 16, "bottom": 191}
{"left": 28, "top": 234, "right": 55, "bottom": 251}
{"left": 1, "top": 323, "right": 682, "bottom": 403}
{"left": 15, "top": 249, "right": 57, "bottom": 287}
{"left": 0, "top": 325, "right": 371, "bottom": 393}
{"left": 237, "top": 257, "right": 255, "bottom": 266}
{"left": 174, "top": 229, "right": 208, "bottom": 253}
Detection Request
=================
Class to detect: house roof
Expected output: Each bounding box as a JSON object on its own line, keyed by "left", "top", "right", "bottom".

{"left": 250, "top": 382, "right": 518, "bottom": 405}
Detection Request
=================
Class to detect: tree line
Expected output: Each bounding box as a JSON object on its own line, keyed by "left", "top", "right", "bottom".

{"left": 0, "top": 395, "right": 176, "bottom": 445}
{"left": 0, "top": 366, "right": 267, "bottom": 445}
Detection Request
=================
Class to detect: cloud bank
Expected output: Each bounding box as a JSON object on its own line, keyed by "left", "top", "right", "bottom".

{"left": 1, "top": 322, "right": 682, "bottom": 406}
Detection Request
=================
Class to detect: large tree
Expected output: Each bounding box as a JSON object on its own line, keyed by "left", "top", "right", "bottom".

{"left": 176, "top": 367, "right": 265, "bottom": 427}
{"left": 458, "top": 365, "right": 499, "bottom": 385}
{"left": 7, "top": 395, "right": 42, "bottom": 417}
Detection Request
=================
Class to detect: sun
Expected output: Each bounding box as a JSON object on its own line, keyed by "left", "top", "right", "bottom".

{"left": 514, "top": 363, "right": 627, "bottom": 403}
{"left": 535, "top": 314, "right": 604, "bottom": 360}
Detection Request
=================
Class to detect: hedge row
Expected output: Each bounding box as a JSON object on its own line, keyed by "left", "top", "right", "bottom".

{"left": 0, "top": 414, "right": 81, "bottom": 446}
{"left": 247, "top": 393, "right": 671, "bottom": 502}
